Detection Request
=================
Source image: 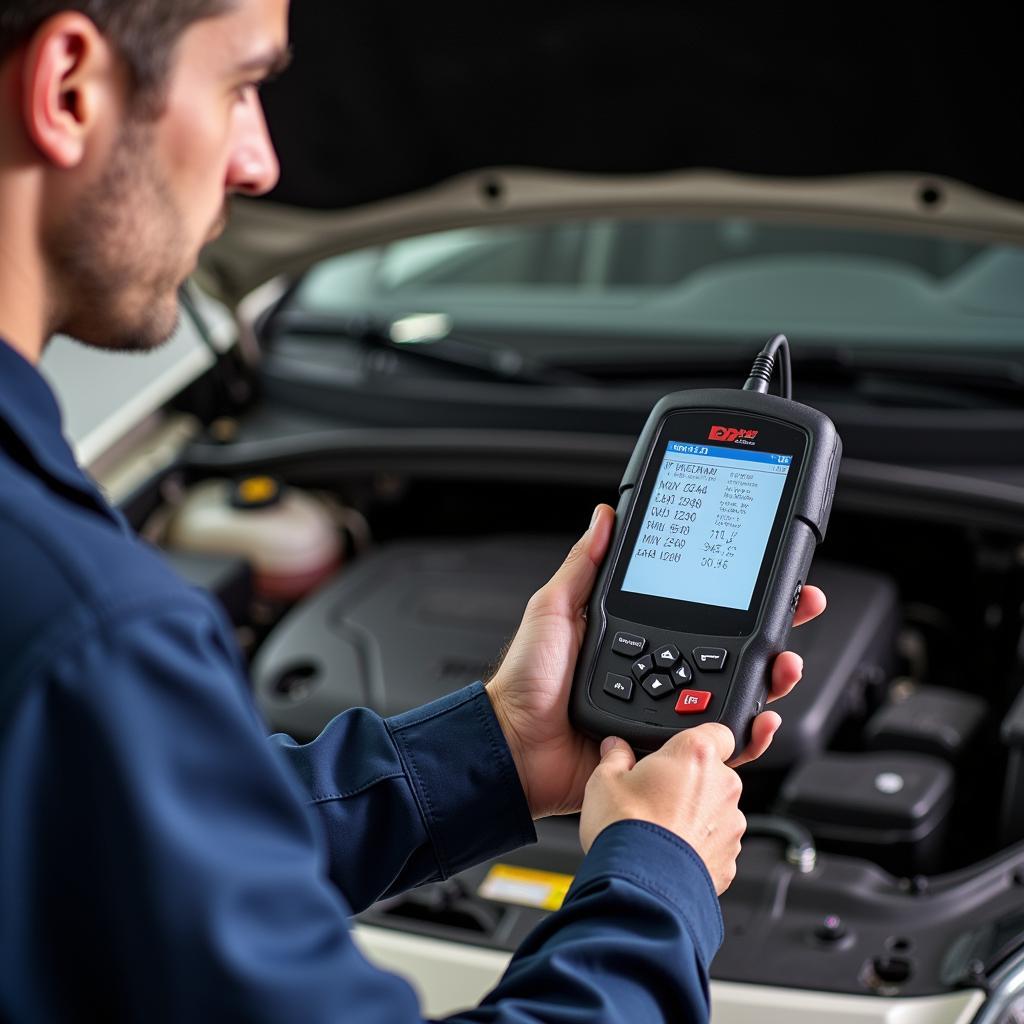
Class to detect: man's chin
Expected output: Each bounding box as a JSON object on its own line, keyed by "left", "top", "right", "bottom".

{"left": 63, "top": 298, "right": 181, "bottom": 353}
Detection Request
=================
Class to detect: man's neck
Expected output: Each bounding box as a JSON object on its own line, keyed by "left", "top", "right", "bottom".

{"left": 0, "top": 310, "right": 47, "bottom": 368}
{"left": 0, "top": 235, "right": 48, "bottom": 366}
{"left": 0, "top": 160, "right": 50, "bottom": 366}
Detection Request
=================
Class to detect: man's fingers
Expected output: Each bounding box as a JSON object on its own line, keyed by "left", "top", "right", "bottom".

{"left": 728, "top": 711, "right": 781, "bottom": 768}
{"left": 767, "top": 650, "right": 804, "bottom": 703}
{"left": 540, "top": 504, "right": 615, "bottom": 613}
{"left": 793, "top": 585, "right": 826, "bottom": 627}
{"left": 757, "top": 586, "right": 823, "bottom": 705}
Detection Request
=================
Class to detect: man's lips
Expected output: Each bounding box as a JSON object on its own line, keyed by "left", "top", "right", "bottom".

{"left": 205, "top": 202, "right": 231, "bottom": 245}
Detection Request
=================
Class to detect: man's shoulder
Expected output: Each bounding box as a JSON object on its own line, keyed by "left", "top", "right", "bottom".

{"left": 0, "top": 462, "right": 192, "bottom": 652}
{"left": 0, "top": 462, "right": 253, "bottom": 748}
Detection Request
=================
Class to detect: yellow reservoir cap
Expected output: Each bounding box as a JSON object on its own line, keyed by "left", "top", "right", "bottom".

{"left": 234, "top": 476, "right": 281, "bottom": 508}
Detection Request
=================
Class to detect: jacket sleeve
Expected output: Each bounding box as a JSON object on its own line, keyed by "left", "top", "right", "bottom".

{"left": 2, "top": 592, "right": 721, "bottom": 1023}
{"left": 270, "top": 682, "right": 537, "bottom": 912}
{"left": 462, "top": 820, "right": 723, "bottom": 1024}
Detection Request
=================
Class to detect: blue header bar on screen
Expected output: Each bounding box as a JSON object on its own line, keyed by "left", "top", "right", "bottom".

{"left": 667, "top": 442, "right": 792, "bottom": 466}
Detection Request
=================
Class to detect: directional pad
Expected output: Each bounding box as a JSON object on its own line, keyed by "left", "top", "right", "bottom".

{"left": 641, "top": 673, "right": 674, "bottom": 699}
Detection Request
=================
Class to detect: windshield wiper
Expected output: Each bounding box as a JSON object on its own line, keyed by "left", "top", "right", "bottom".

{"left": 270, "top": 311, "right": 1024, "bottom": 404}
{"left": 271, "top": 310, "right": 592, "bottom": 386}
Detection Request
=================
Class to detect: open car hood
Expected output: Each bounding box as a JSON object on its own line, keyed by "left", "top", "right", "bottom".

{"left": 201, "top": 6, "right": 1024, "bottom": 304}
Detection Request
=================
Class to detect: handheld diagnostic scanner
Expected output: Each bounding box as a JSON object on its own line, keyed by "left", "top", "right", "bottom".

{"left": 570, "top": 335, "right": 841, "bottom": 753}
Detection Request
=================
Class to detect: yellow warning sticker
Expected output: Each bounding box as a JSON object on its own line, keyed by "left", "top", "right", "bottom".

{"left": 478, "top": 864, "right": 575, "bottom": 912}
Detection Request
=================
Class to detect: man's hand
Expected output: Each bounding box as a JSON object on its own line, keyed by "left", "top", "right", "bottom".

{"left": 579, "top": 725, "right": 743, "bottom": 894}
{"left": 486, "top": 505, "right": 827, "bottom": 819}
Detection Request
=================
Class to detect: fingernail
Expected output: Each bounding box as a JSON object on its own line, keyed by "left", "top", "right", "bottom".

{"left": 589, "top": 506, "right": 601, "bottom": 531}
{"left": 600, "top": 736, "right": 616, "bottom": 757}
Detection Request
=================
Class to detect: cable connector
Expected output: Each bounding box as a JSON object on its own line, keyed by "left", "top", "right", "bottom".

{"left": 743, "top": 333, "right": 792, "bottom": 399}
{"left": 743, "top": 352, "right": 776, "bottom": 394}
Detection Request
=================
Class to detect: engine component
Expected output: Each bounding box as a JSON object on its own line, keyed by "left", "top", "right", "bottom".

{"left": 164, "top": 477, "right": 341, "bottom": 601}
{"left": 776, "top": 750, "right": 955, "bottom": 875}
{"left": 865, "top": 684, "right": 987, "bottom": 762}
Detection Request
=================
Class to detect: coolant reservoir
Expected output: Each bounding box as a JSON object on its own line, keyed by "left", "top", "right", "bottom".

{"left": 165, "top": 477, "right": 341, "bottom": 601}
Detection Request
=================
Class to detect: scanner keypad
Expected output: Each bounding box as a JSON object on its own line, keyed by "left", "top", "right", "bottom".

{"left": 592, "top": 618, "right": 738, "bottom": 725}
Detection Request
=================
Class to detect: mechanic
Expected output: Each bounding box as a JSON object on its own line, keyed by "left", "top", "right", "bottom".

{"left": 0, "top": 2, "right": 826, "bottom": 1021}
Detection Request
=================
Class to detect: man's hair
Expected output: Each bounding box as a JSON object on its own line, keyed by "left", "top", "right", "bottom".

{"left": 0, "top": 1, "right": 234, "bottom": 111}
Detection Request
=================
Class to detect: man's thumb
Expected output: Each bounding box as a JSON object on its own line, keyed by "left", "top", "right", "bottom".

{"left": 599, "top": 736, "right": 636, "bottom": 772}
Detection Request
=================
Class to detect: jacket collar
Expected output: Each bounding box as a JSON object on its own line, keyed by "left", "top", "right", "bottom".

{"left": 0, "top": 338, "right": 127, "bottom": 531}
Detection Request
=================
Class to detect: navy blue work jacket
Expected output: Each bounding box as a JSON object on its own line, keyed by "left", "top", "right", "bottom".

{"left": 0, "top": 338, "right": 723, "bottom": 1021}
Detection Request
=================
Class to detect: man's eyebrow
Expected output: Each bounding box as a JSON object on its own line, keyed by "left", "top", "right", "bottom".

{"left": 233, "top": 45, "right": 293, "bottom": 79}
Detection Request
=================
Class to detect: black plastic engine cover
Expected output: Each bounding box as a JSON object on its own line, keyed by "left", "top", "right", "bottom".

{"left": 251, "top": 537, "right": 896, "bottom": 774}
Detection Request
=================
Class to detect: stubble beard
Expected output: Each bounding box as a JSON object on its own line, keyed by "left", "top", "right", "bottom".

{"left": 45, "top": 119, "right": 192, "bottom": 353}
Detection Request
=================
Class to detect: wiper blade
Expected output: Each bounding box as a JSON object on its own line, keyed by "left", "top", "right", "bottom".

{"left": 272, "top": 310, "right": 591, "bottom": 386}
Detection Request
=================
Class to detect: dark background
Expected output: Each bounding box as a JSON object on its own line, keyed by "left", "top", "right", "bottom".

{"left": 259, "top": 5, "right": 1023, "bottom": 210}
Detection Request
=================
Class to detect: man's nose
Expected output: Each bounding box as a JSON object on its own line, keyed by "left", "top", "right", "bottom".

{"left": 226, "top": 93, "right": 280, "bottom": 197}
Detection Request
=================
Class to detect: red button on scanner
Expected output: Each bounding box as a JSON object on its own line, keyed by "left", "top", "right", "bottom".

{"left": 674, "top": 690, "right": 712, "bottom": 714}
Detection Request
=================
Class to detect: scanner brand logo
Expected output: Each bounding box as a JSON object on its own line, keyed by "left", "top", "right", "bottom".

{"left": 709, "top": 426, "right": 759, "bottom": 444}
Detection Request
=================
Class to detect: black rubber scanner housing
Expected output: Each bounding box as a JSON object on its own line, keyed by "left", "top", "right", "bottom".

{"left": 570, "top": 388, "right": 842, "bottom": 753}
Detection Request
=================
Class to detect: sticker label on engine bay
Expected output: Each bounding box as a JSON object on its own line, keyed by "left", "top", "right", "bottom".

{"left": 478, "top": 864, "right": 574, "bottom": 911}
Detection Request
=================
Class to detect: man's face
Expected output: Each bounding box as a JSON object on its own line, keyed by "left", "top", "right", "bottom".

{"left": 46, "top": 0, "right": 288, "bottom": 351}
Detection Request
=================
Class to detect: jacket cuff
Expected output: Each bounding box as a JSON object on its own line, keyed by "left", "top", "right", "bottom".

{"left": 566, "top": 819, "right": 725, "bottom": 968}
{"left": 386, "top": 682, "right": 536, "bottom": 878}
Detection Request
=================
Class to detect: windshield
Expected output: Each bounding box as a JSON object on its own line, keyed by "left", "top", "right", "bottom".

{"left": 288, "top": 216, "right": 1024, "bottom": 357}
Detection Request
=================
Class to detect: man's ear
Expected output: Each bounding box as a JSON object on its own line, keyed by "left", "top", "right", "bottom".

{"left": 20, "top": 13, "right": 120, "bottom": 169}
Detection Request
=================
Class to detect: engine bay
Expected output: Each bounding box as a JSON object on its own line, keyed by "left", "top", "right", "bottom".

{"left": 153, "top": 439, "right": 1024, "bottom": 999}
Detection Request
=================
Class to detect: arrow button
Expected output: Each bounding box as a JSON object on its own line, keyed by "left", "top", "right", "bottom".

{"left": 630, "top": 654, "right": 655, "bottom": 681}
{"left": 672, "top": 659, "right": 693, "bottom": 685}
{"left": 642, "top": 673, "right": 674, "bottom": 700}
{"left": 653, "top": 644, "right": 680, "bottom": 669}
